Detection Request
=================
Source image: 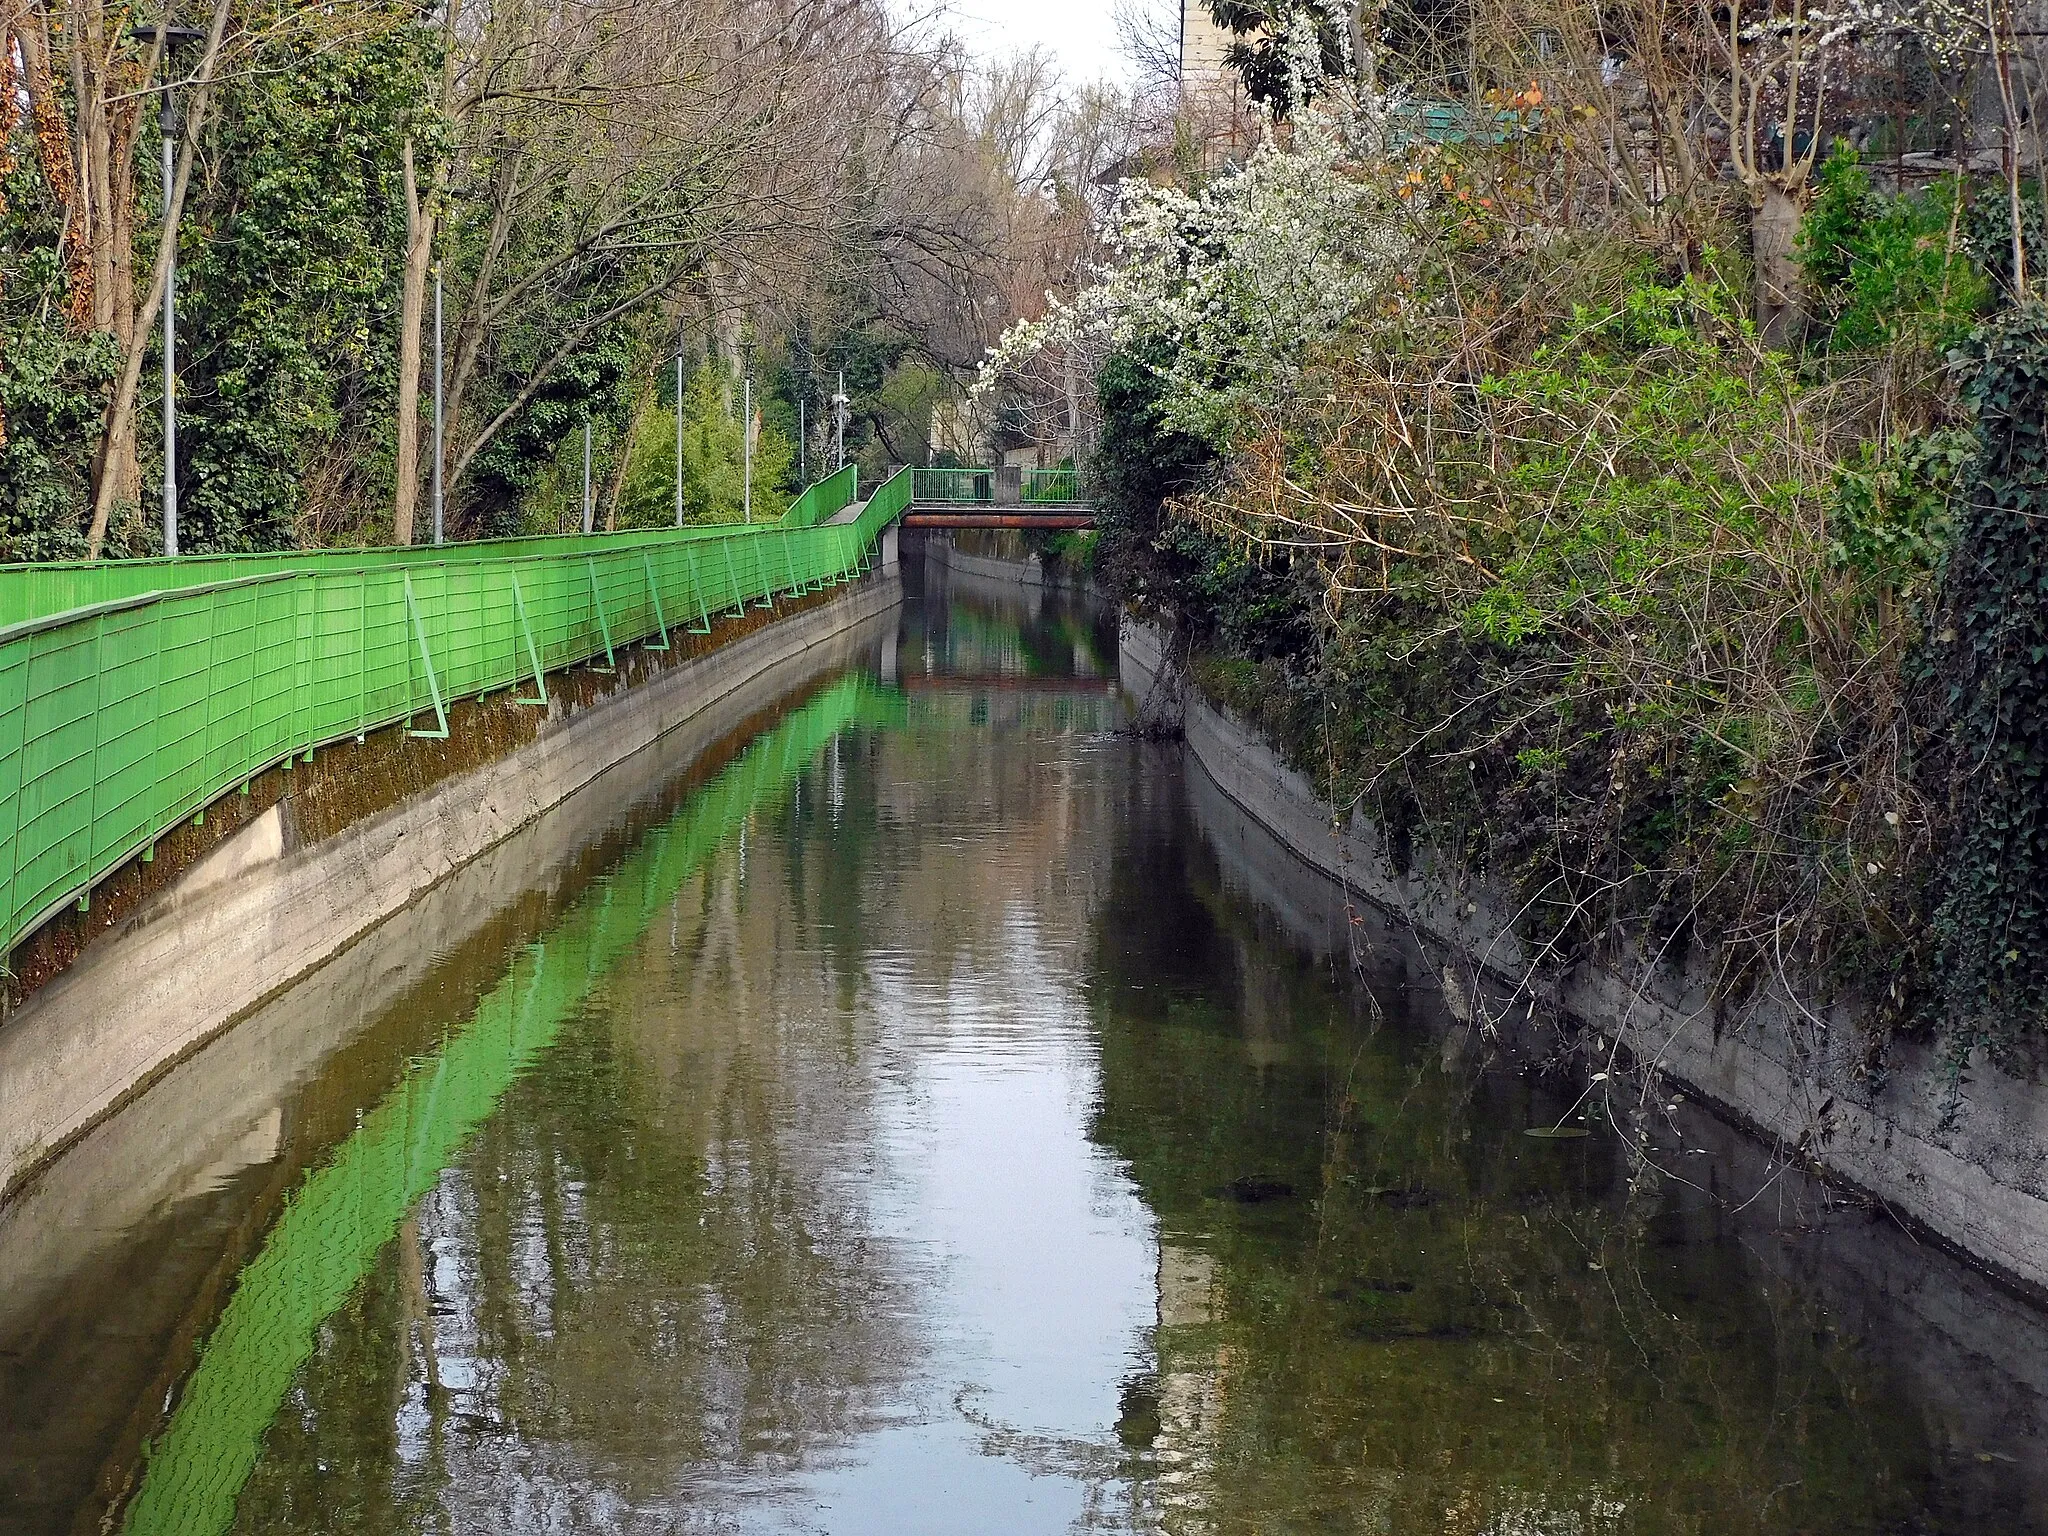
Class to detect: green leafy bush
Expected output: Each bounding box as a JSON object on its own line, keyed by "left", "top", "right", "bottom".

{"left": 1799, "top": 147, "right": 1988, "bottom": 355}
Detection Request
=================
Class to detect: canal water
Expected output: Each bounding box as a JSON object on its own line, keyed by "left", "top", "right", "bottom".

{"left": 2, "top": 565, "right": 2045, "bottom": 1534}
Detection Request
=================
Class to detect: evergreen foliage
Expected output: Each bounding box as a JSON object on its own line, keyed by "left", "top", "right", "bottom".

{"left": 177, "top": 9, "right": 436, "bottom": 550}
{"left": 1929, "top": 303, "right": 2048, "bottom": 1063}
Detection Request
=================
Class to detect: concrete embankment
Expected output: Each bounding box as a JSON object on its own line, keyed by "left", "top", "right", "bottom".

{"left": 917, "top": 531, "right": 1089, "bottom": 591}
{"left": 1168, "top": 703, "right": 2048, "bottom": 1510}
{"left": 1121, "top": 617, "right": 2048, "bottom": 1301}
{"left": 0, "top": 573, "right": 903, "bottom": 1204}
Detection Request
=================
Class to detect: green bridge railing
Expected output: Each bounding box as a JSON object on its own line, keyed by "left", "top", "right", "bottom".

{"left": 0, "top": 466, "right": 911, "bottom": 961}
{"left": 909, "top": 467, "right": 1085, "bottom": 506}
{"left": 778, "top": 463, "right": 859, "bottom": 528}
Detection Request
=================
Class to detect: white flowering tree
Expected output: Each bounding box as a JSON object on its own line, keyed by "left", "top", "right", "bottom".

{"left": 976, "top": 16, "right": 1412, "bottom": 452}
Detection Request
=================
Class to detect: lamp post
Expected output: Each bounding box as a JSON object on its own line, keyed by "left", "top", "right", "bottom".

{"left": 134, "top": 23, "right": 203, "bottom": 556}
{"left": 674, "top": 347, "right": 686, "bottom": 528}
{"left": 581, "top": 414, "right": 593, "bottom": 535}
{"left": 742, "top": 373, "right": 752, "bottom": 524}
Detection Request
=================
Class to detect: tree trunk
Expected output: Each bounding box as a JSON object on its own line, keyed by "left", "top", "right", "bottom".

{"left": 0, "top": 10, "right": 19, "bottom": 448}
{"left": 85, "top": 0, "right": 233, "bottom": 558}
{"left": 17, "top": 7, "right": 93, "bottom": 327}
{"left": 602, "top": 372, "right": 653, "bottom": 533}
{"left": 1752, "top": 183, "right": 1804, "bottom": 347}
{"left": 393, "top": 137, "right": 434, "bottom": 546}
{"left": 105, "top": 73, "right": 143, "bottom": 508}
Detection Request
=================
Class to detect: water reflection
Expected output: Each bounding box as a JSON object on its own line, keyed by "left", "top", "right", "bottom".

{"left": 0, "top": 569, "right": 2043, "bottom": 1534}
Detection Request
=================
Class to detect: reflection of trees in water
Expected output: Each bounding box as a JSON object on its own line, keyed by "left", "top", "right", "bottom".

{"left": 229, "top": 838, "right": 917, "bottom": 1535}
{"left": 901, "top": 576, "right": 1115, "bottom": 681}
{"left": 224, "top": 688, "right": 1141, "bottom": 1534}
{"left": 1084, "top": 783, "right": 1972, "bottom": 1535}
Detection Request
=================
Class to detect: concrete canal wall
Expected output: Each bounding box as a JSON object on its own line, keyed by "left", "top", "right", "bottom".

{"left": 918, "top": 531, "right": 1090, "bottom": 591}
{"left": 1170, "top": 689, "right": 2048, "bottom": 1509}
{"left": 1122, "top": 617, "right": 2048, "bottom": 1301}
{"left": 0, "top": 573, "right": 904, "bottom": 1204}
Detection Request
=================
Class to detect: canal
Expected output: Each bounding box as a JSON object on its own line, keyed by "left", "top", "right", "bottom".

{"left": 2, "top": 564, "right": 2045, "bottom": 1533}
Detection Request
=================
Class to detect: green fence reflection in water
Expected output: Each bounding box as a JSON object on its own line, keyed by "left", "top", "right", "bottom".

{"left": 117, "top": 673, "right": 906, "bottom": 1536}
{"left": 0, "top": 468, "right": 909, "bottom": 962}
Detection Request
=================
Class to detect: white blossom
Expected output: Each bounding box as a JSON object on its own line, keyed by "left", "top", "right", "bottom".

{"left": 976, "top": 66, "right": 1411, "bottom": 450}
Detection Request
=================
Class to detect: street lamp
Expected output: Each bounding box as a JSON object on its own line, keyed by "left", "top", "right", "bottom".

{"left": 581, "top": 413, "right": 593, "bottom": 535}
{"left": 133, "top": 23, "right": 204, "bottom": 557}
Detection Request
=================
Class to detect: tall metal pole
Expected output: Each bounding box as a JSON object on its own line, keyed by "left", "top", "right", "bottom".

{"left": 431, "top": 267, "right": 444, "bottom": 546}
{"left": 798, "top": 397, "right": 806, "bottom": 485}
{"left": 742, "top": 374, "right": 752, "bottom": 525}
{"left": 834, "top": 370, "right": 846, "bottom": 471}
{"left": 581, "top": 416, "right": 593, "bottom": 535}
{"left": 161, "top": 97, "right": 178, "bottom": 556}
{"left": 674, "top": 350, "right": 685, "bottom": 528}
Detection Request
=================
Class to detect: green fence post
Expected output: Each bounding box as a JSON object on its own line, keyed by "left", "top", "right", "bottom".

{"left": 75, "top": 612, "right": 106, "bottom": 912}
{"left": 585, "top": 558, "right": 617, "bottom": 672}
{"left": 782, "top": 532, "right": 803, "bottom": 599}
{"left": 721, "top": 542, "right": 749, "bottom": 618}
{"left": 401, "top": 572, "right": 450, "bottom": 739}
{"left": 683, "top": 547, "right": 713, "bottom": 635}
{"left": 641, "top": 552, "right": 671, "bottom": 651}
{"left": 509, "top": 571, "right": 549, "bottom": 707}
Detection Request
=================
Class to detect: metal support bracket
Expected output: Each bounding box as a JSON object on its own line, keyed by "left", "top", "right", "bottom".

{"left": 721, "top": 543, "right": 750, "bottom": 617}
{"left": 510, "top": 571, "right": 549, "bottom": 707}
{"left": 683, "top": 547, "right": 713, "bottom": 634}
{"left": 782, "top": 533, "right": 805, "bottom": 599}
{"left": 403, "top": 572, "right": 451, "bottom": 739}
{"left": 641, "top": 552, "right": 671, "bottom": 650}
{"left": 586, "top": 558, "right": 617, "bottom": 672}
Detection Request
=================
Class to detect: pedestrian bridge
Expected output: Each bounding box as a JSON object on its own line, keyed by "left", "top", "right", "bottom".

{"left": 899, "top": 467, "right": 1096, "bottom": 531}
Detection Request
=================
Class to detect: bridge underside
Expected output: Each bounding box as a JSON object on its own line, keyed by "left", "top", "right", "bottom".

{"left": 901, "top": 509, "right": 1094, "bottom": 530}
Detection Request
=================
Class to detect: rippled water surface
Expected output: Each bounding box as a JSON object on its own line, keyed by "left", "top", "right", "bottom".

{"left": 3, "top": 565, "right": 2046, "bottom": 1534}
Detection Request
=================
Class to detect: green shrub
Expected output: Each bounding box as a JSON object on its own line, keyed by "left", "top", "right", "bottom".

{"left": 1799, "top": 147, "right": 1988, "bottom": 355}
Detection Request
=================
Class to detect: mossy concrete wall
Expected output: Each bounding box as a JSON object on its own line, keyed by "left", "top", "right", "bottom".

{"left": 0, "top": 574, "right": 903, "bottom": 1204}
{"left": 1122, "top": 617, "right": 2048, "bottom": 1300}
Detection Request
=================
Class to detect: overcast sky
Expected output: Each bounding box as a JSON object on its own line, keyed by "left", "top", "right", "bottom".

{"left": 941, "top": 0, "right": 1141, "bottom": 85}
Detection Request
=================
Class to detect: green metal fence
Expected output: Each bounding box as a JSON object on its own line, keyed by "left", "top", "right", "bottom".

{"left": 0, "top": 468, "right": 910, "bottom": 960}
{"left": 1021, "top": 468, "right": 1082, "bottom": 504}
{"left": 778, "top": 464, "right": 859, "bottom": 527}
{"left": 0, "top": 468, "right": 864, "bottom": 633}
{"left": 908, "top": 466, "right": 1085, "bottom": 505}
{"left": 911, "top": 467, "right": 992, "bottom": 504}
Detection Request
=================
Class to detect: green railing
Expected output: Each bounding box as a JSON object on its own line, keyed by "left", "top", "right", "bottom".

{"left": 778, "top": 464, "right": 859, "bottom": 528}
{"left": 912, "top": 467, "right": 992, "bottom": 504}
{"left": 1022, "top": 468, "right": 1083, "bottom": 504}
{"left": 0, "top": 469, "right": 864, "bottom": 632}
{"left": 0, "top": 468, "right": 912, "bottom": 960}
{"left": 909, "top": 466, "right": 1086, "bottom": 506}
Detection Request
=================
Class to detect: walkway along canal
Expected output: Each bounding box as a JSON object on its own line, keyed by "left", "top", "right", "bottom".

{"left": 2, "top": 561, "right": 2048, "bottom": 1531}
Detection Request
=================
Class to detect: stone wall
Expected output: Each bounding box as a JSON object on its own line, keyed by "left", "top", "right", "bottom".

{"left": 1122, "top": 617, "right": 2048, "bottom": 1299}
